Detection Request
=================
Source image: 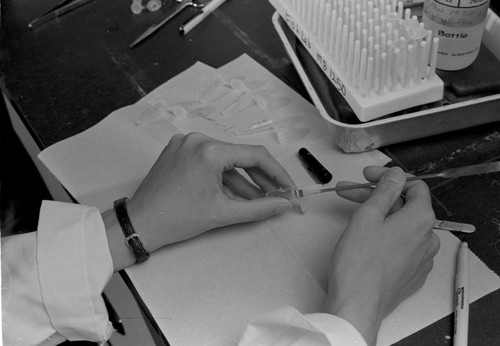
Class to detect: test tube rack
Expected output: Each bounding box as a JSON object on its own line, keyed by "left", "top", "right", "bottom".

{"left": 269, "top": 0, "right": 444, "bottom": 122}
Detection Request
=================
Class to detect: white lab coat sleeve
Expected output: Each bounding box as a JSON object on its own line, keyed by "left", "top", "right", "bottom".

{"left": 239, "top": 305, "right": 368, "bottom": 346}
{"left": 2, "top": 200, "right": 365, "bottom": 346}
{"left": 1, "top": 200, "right": 114, "bottom": 345}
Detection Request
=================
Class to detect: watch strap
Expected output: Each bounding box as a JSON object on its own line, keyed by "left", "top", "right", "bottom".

{"left": 113, "top": 197, "right": 150, "bottom": 263}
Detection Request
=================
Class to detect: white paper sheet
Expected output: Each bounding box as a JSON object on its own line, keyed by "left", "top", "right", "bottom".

{"left": 39, "top": 55, "right": 500, "bottom": 346}
{"left": 128, "top": 221, "right": 326, "bottom": 346}
{"left": 39, "top": 103, "right": 181, "bottom": 211}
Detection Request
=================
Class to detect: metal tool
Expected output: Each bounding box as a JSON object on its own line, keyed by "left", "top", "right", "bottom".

{"left": 433, "top": 220, "right": 475, "bottom": 234}
{"left": 130, "top": 0, "right": 206, "bottom": 48}
{"left": 262, "top": 161, "right": 500, "bottom": 200}
{"left": 28, "top": 0, "right": 94, "bottom": 29}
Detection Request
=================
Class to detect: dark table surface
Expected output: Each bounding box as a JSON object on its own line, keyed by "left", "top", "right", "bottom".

{"left": 2, "top": 0, "right": 499, "bottom": 344}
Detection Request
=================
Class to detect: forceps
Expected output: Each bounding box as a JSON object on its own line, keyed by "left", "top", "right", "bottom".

{"left": 28, "top": 0, "right": 94, "bottom": 29}
{"left": 130, "top": 0, "right": 206, "bottom": 48}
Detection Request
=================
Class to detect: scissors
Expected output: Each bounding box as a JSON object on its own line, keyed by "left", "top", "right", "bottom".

{"left": 130, "top": 0, "right": 206, "bottom": 48}
{"left": 28, "top": 0, "right": 94, "bottom": 30}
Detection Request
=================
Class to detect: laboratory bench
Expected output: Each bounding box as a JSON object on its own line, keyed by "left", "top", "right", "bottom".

{"left": 1, "top": 0, "right": 499, "bottom": 345}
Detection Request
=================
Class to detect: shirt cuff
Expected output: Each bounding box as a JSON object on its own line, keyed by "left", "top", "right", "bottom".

{"left": 240, "top": 305, "right": 367, "bottom": 346}
{"left": 307, "top": 311, "right": 368, "bottom": 346}
{"left": 37, "top": 200, "right": 114, "bottom": 342}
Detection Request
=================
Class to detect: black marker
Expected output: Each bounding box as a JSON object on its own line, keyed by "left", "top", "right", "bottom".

{"left": 298, "top": 148, "right": 332, "bottom": 184}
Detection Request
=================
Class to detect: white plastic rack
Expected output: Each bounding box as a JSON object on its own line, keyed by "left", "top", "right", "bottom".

{"left": 269, "top": 0, "right": 445, "bottom": 122}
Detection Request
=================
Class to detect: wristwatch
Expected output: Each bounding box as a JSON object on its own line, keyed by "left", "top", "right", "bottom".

{"left": 113, "top": 197, "right": 150, "bottom": 263}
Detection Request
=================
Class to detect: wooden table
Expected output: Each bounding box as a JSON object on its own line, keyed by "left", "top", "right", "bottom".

{"left": 2, "top": 0, "right": 499, "bottom": 344}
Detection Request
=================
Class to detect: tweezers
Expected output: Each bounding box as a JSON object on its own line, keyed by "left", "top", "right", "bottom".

{"left": 28, "top": 0, "right": 94, "bottom": 30}
{"left": 130, "top": 0, "right": 206, "bottom": 48}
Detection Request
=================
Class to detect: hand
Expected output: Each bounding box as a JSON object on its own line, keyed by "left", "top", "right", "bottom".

{"left": 324, "top": 166, "right": 440, "bottom": 345}
{"left": 127, "top": 132, "right": 294, "bottom": 253}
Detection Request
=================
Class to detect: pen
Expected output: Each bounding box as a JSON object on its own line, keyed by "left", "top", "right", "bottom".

{"left": 454, "top": 241, "right": 470, "bottom": 346}
{"left": 179, "top": 0, "right": 227, "bottom": 35}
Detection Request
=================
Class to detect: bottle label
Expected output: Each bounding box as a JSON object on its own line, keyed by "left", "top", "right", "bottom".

{"left": 424, "top": 0, "right": 490, "bottom": 28}
{"left": 423, "top": 0, "right": 490, "bottom": 70}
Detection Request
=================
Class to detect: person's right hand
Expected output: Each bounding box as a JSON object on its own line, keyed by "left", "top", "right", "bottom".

{"left": 324, "top": 166, "right": 440, "bottom": 346}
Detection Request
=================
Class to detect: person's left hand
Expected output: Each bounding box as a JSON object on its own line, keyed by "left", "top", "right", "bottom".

{"left": 127, "top": 132, "right": 294, "bottom": 253}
